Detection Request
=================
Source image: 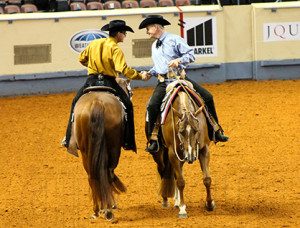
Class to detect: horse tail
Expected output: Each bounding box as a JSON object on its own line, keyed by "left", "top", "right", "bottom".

{"left": 89, "top": 101, "right": 113, "bottom": 209}
{"left": 158, "top": 148, "right": 176, "bottom": 198}
{"left": 111, "top": 175, "right": 127, "bottom": 194}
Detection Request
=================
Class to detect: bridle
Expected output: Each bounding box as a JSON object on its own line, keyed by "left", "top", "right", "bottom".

{"left": 125, "top": 81, "right": 133, "bottom": 100}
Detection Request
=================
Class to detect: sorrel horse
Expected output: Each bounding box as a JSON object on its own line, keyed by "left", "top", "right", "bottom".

{"left": 68, "top": 77, "right": 131, "bottom": 220}
{"left": 148, "top": 79, "right": 216, "bottom": 218}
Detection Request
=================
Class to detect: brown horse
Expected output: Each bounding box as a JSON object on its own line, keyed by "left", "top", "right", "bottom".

{"left": 68, "top": 77, "right": 131, "bottom": 220}
{"left": 149, "top": 81, "right": 216, "bottom": 218}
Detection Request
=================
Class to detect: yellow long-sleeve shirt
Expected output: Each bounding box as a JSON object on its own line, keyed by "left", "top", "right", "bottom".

{"left": 79, "top": 37, "right": 142, "bottom": 80}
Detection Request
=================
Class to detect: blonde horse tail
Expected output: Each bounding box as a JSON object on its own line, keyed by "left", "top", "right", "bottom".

{"left": 89, "top": 101, "right": 114, "bottom": 210}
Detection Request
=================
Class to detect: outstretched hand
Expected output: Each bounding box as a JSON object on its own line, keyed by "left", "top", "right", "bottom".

{"left": 141, "top": 71, "right": 152, "bottom": 81}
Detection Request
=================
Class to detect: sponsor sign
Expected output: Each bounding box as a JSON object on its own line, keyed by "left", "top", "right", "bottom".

{"left": 264, "top": 22, "right": 300, "bottom": 42}
{"left": 183, "top": 17, "right": 217, "bottom": 57}
{"left": 69, "top": 29, "right": 108, "bottom": 53}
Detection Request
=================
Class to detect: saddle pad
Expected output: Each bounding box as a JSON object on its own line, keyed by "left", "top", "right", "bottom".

{"left": 160, "top": 85, "right": 207, "bottom": 124}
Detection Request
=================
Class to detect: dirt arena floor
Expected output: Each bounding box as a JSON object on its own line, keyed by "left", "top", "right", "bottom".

{"left": 0, "top": 79, "right": 299, "bottom": 227}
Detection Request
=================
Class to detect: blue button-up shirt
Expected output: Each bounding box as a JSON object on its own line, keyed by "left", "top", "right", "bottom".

{"left": 149, "top": 31, "right": 195, "bottom": 77}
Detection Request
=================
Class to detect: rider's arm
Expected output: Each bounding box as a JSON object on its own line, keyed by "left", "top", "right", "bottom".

{"left": 78, "top": 46, "right": 90, "bottom": 67}
{"left": 175, "top": 36, "right": 195, "bottom": 66}
{"left": 112, "top": 45, "right": 142, "bottom": 80}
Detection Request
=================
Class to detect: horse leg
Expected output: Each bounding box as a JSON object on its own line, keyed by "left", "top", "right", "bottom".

{"left": 107, "top": 145, "right": 126, "bottom": 210}
{"left": 88, "top": 176, "right": 100, "bottom": 219}
{"left": 152, "top": 148, "right": 172, "bottom": 208}
{"left": 176, "top": 174, "right": 187, "bottom": 218}
{"left": 171, "top": 156, "right": 187, "bottom": 218}
{"left": 80, "top": 152, "right": 100, "bottom": 218}
{"left": 80, "top": 145, "right": 104, "bottom": 219}
{"left": 162, "top": 197, "right": 170, "bottom": 207}
{"left": 108, "top": 167, "right": 118, "bottom": 210}
{"left": 199, "top": 145, "right": 216, "bottom": 211}
{"left": 85, "top": 160, "right": 100, "bottom": 219}
{"left": 102, "top": 146, "right": 124, "bottom": 221}
{"left": 173, "top": 185, "right": 180, "bottom": 209}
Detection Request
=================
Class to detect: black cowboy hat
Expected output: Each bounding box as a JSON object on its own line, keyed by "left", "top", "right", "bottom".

{"left": 101, "top": 20, "right": 134, "bottom": 33}
{"left": 138, "top": 15, "right": 171, "bottom": 29}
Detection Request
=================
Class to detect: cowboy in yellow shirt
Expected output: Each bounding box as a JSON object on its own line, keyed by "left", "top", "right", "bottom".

{"left": 62, "top": 20, "right": 150, "bottom": 153}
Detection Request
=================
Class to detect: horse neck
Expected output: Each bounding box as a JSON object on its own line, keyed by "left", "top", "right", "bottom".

{"left": 177, "top": 92, "right": 196, "bottom": 114}
{"left": 116, "top": 78, "right": 129, "bottom": 97}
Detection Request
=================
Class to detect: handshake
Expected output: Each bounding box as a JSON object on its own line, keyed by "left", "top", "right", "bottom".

{"left": 141, "top": 71, "right": 152, "bottom": 81}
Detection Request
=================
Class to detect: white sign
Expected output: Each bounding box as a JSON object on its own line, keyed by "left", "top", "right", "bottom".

{"left": 183, "top": 17, "right": 217, "bottom": 57}
{"left": 69, "top": 29, "right": 108, "bottom": 53}
{"left": 264, "top": 22, "right": 300, "bottom": 42}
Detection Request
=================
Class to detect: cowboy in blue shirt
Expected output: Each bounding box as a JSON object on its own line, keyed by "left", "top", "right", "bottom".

{"left": 139, "top": 15, "right": 229, "bottom": 153}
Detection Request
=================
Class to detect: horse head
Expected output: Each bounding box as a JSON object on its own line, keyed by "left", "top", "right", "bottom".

{"left": 116, "top": 77, "right": 133, "bottom": 99}
{"left": 172, "top": 106, "right": 203, "bottom": 164}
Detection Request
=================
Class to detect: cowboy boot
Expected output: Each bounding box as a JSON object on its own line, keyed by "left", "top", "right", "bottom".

{"left": 145, "top": 120, "right": 160, "bottom": 153}
{"left": 206, "top": 100, "right": 229, "bottom": 142}
{"left": 215, "top": 131, "right": 229, "bottom": 142}
{"left": 63, "top": 112, "right": 74, "bottom": 149}
{"left": 123, "top": 111, "right": 137, "bottom": 152}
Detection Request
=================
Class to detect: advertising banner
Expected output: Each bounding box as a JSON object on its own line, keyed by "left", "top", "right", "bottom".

{"left": 264, "top": 22, "right": 300, "bottom": 42}
{"left": 183, "top": 17, "right": 217, "bottom": 57}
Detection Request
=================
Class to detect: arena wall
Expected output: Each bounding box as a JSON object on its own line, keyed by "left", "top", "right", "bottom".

{"left": 0, "top": 3, "right": 299, "bottom": 96}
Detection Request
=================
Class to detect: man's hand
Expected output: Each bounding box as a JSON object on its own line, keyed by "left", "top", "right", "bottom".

{"left": 168, "top": 58, "right": 181, "bottom": 68}
{"left": 141, "top": 71, "right": 152, "bottom": 81}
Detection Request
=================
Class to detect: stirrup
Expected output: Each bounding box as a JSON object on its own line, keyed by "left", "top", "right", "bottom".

{"left": 145, "top": 140, "right": 159, "bottom": 153}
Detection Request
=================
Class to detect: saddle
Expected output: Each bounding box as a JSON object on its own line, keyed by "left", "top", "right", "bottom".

{"left": 83, "top": 86, "right": 117, "bottom": 95}
{"left": 83, "top": 86, "right": 126, "bottom": 110}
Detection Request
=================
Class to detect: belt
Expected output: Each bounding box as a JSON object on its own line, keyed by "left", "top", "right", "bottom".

{"left": 158, "top": 71, "right": 178, "bottom": 82}
{"left": 89, "top": 74, "right": 115, "bottom": 80}
{"left": 158, "top": 69, "right": 186, "bottom": 81}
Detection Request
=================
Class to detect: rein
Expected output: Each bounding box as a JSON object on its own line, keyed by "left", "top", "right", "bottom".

{"left": 171, "top": 107, "right": 185, "bottom": 162}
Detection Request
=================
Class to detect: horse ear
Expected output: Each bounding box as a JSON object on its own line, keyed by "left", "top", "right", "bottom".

{"left": 193, "top": 106, "right": 204, "bottom": 116}
{"left": 172, "top": 107, "right": 183, "bottom": 119}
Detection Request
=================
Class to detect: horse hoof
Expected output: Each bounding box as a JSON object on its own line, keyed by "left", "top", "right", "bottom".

{"left": 178, "top": 213, "right": 188, "bottom": 218}
{"left": 112, "top": 205, "right": 118, "bottom": 209}
{"left": 91, "top": 213, "right": 99, "bottom": 219}
{"left": 161, "top": 202, "right": 170, "bottom": 207}
{"left": 205, "top": 200, "right": 216, "bottom": 211}
{"left": 174, "top": 205, "right": 179, "bottom": 209}
{"left": 105, "top": 210, "right": 114, "bottom": 221}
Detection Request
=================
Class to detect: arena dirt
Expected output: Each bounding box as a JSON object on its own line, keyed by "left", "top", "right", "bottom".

{"left": 0, "top": 79, "right": 299, "bottom": 227}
